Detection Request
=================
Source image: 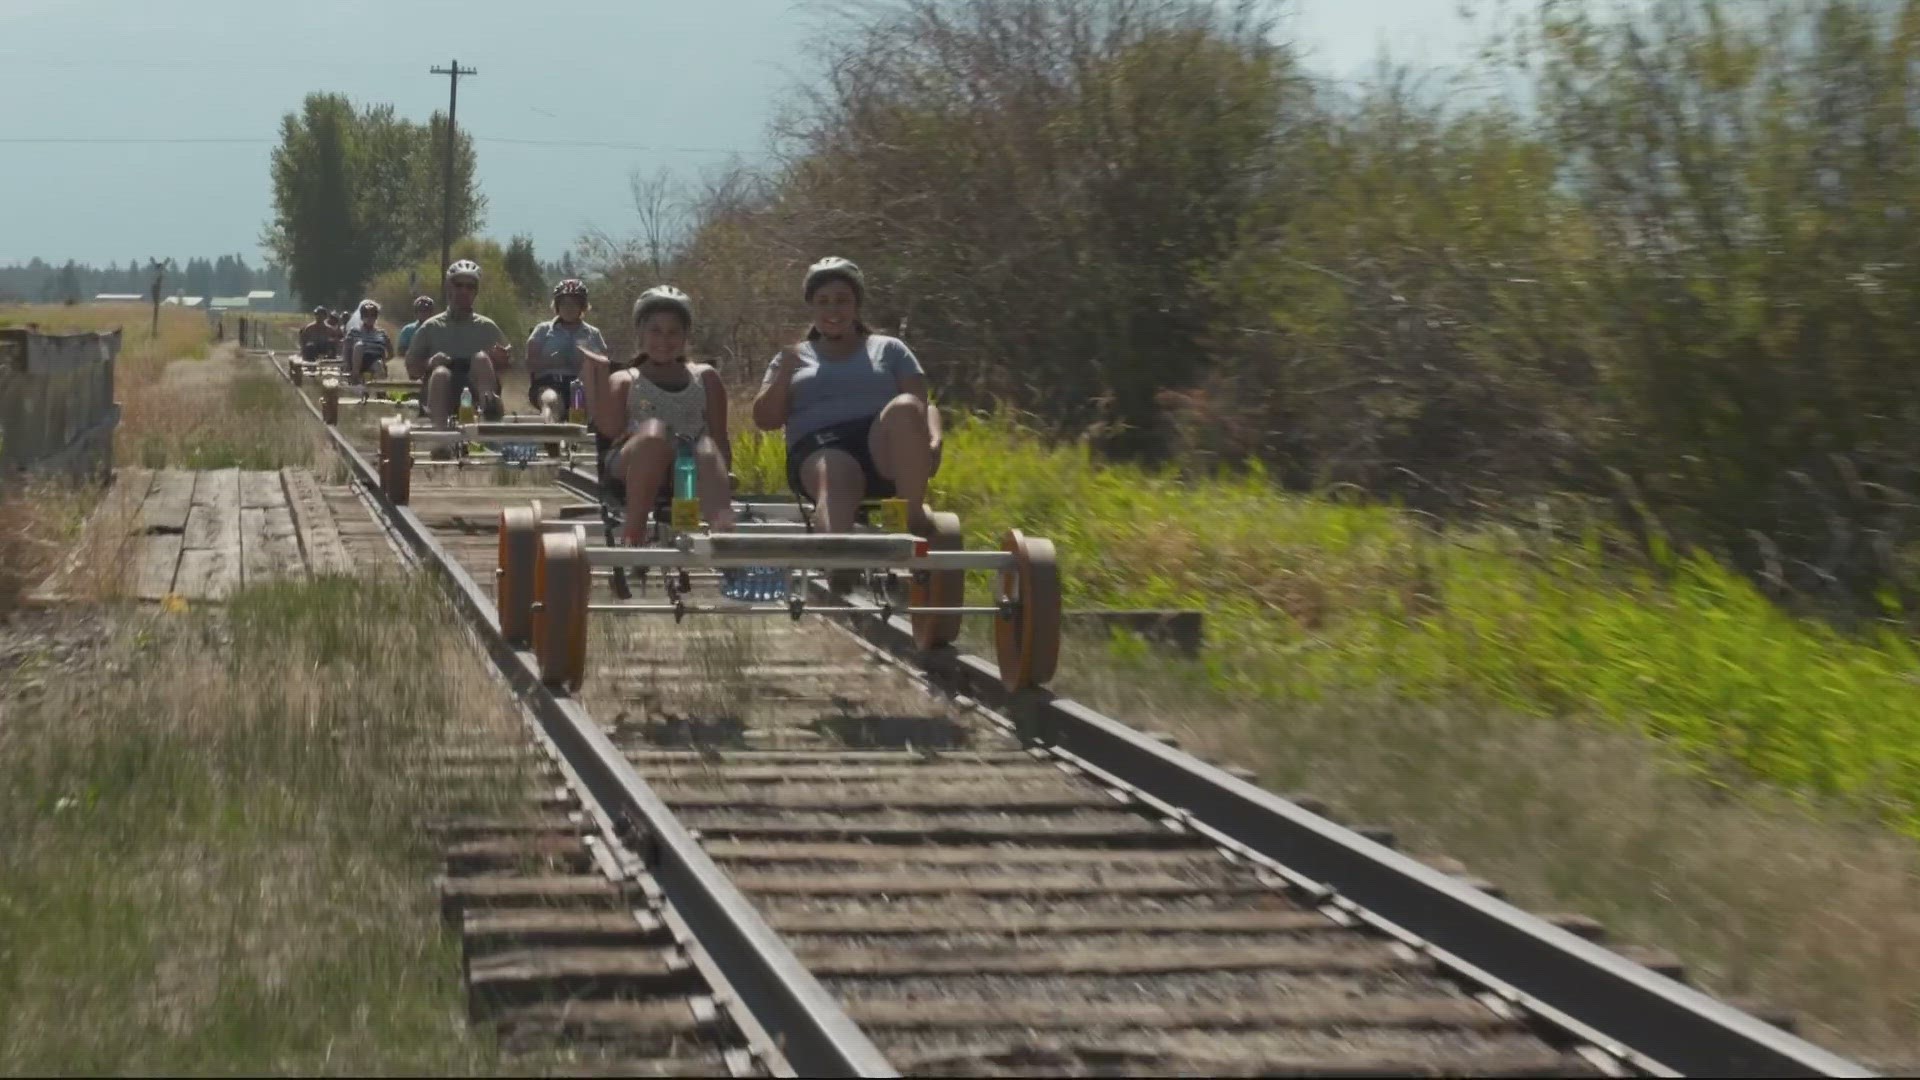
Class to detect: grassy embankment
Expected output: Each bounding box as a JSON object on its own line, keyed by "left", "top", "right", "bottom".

{"left": 1, "top": 304, "right": 532, "bottom": 1070}
{"left": 734, "top": 412, "right": 1920, "bottom": 1061}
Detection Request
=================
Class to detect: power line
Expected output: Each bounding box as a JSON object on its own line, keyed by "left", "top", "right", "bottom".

{"left": 0, "top": 134, "right": 749, "bottom": 152}
{"left": 0, "top": 136, "right": 264, "bottom": 144}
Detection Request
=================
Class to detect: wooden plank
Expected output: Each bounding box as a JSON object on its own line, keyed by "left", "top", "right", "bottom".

{"left": 240, "top": 508, "right": 280, "bottom": 586}
{"left": 183, "top": 467, "right": 241, "bottom": 550}
{"left": 136, "top": 470, "right": 196, "bottom": 534}
{"left": 132, "top": 534, "right": 184, "bottom": 601}
{"left": 174, "top": 548, "right": 239, "bottom": 600}
{"left": 281, "top": 467, "right": 353, "bottom": 575}
{"left": 259, "top": 503, "right": 307, "bottom": 580}
{"left": 239, "top": 470, "right": 286, "bottom": 510}
{"left": 178, "top": 468, "right": 241, "bottom": 599}
{"left": 24, "top": 470, "right": 156, "bottom": 604}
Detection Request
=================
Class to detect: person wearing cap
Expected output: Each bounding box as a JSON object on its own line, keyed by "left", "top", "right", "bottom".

{"left": 752, "top": 257, "right": 941, "bottom": 537}
{"left": 396, "top": 295, "right": 436, "bottom": 359}
{"left": 405, "top": 259, "right": 510, "bottom": 427}
{"left": 525, "top": 278, "right": 606, "bottom": 420}
{"left": 298, "top": 305, "right": 335, "bottom": 362}
{"left": 341, "top": 299, "right": 392, "bottom": 384}
{"left": 579, "top": 286, "right": 733, "bottom": 541}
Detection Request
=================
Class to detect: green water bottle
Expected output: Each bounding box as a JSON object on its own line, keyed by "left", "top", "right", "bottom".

{"left": 674, "top": 438, "right": 697, "bottom": 501}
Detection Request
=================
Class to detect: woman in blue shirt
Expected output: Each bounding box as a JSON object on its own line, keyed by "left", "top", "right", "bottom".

{"left": 751, "top": 257, "right": 942, "bottom": 536}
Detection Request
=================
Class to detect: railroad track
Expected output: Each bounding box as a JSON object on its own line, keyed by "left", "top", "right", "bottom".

{"left": 269, "top": 351, "right": 1872, "bottom": 1078}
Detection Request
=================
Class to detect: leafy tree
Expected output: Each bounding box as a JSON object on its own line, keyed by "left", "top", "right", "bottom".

{"left": 504, "top": 234, "right": 545, "bottom": 306}
{"left": 405, "top": 111, "right": 486, "bottom": 267}
{"left": 264, "top": 93, "right": 361, "bottom": 307}
{"left": 264, "top": 94, "right": 485, "bottom": 306}
{"left": 184, "top": 257, "right": 212, "bottom": 300}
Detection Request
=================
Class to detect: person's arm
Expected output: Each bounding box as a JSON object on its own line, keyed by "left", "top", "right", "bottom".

{"left": 607, "top": 369, "right": 636, "bottom": 440}
{"left": 701, "top": 365, "right": 732, "bottom": 469}
{"left": 751, "top": 347, "right": 800, "bottom": 431}
{"left": 487, "top": 320, "right": 512, "bottom": 369}
{"left": 580, "top": 347, "right": 621, "bottom": 438}
{"left": 405, "top": 322, "right": 435, "bottom": 381}
{"left": 524, "top": 324, "right": 545, "bottom": 372}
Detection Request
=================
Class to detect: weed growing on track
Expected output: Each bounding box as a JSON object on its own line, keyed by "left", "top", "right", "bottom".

{"left": 0, "top": 576, "right": 526, "bottom": 1074}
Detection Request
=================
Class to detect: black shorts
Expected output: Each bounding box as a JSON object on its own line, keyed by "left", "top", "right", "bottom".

{"left": 425, "top": 356, "right": 474, "bottom": 402}
{"left": 787, "top": 415, "right": 896, "bottom": 501}
{"left": 528, "top": 372, "right": 572, "bottom": 411}
{"left": 300, "top": 341, "right": 333, "bottom": 362}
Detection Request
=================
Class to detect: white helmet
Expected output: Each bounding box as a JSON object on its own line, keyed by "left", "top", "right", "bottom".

{"left": 446, "top": 259, "right": 482, "bottom": 283}
{"left": 803, "top": 257, "right": 864, "bottom": 301}
{"left": 633, "top": 285, "right": 693, "bottom": 326}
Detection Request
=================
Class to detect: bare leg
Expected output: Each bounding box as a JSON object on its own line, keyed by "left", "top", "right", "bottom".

{"left": 800, "top": 448, "right": 866, "bottom": 534}
{"left": 694, "top": 435, "right": 735, "bottom": 531}
{"left": 869, "top": 394, "right": 935, "bottom": 531}
{"left": 620, "top": 419, "right": 673, "bottom": 544}
{"left": 426, "top": 367, "right": 453, "bottom": 428}
{"left": 470, "top": 355, "right": 502, "bottom": 417}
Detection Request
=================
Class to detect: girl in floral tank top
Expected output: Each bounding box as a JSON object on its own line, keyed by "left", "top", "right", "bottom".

{"left": 579, "top": 287, "right": 733, "bottom": 543}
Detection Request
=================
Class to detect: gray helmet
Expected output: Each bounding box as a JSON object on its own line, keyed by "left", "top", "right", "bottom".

{"left": 446, "top": 259, "right": 482, "bottom": 283}
{"left": 633, "top": 285, "right": 693, "bottom": 327}
{"left": 803, "top": 256, "right": 864, "bottom": 301}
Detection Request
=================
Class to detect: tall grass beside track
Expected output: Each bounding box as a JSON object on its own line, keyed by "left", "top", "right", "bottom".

{"left": 750, "top": 412, "right": 1920, "bottom": 839}
{"left": 0, "top": 577, "right": 524, "bottom": 1074}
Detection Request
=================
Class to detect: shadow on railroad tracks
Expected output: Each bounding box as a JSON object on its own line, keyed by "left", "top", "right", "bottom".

{"left": 625, "top": 711, "right": 750, "bottom": 749}
{"left": 811, "top": 710, "right": 969, "bottom": 750}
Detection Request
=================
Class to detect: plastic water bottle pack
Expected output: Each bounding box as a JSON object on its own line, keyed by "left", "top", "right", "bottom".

{"left": 722, "top": 566, "right": 787, "bottom": 602}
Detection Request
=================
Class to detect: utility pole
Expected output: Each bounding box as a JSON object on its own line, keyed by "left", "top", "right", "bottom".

{"left": 147, "top": 258, "right": 165, "bottom": 338}
{"left": 429, "top": 59, "right": 477, "bottom": 297}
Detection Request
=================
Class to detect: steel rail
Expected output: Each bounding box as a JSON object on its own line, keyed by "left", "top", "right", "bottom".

{"left": 273, "top": 356, "right": 898, "bottom": 1078}
{"left": 549, "top": 462, "right": 1873, "bottom": 1079}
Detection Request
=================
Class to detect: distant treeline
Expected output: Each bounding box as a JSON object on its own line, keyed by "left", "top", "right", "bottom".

{"left": 0, "top": 256, "right": 290, "bottom": 304}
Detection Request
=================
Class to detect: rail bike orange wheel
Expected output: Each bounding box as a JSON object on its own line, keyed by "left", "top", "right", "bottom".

{"left": 497, "top": 505, "right": 542, "bottom": 647}
{"left": 993, "top": 529, "right": 1061, "bottom": 690}
{"left": 532, "top": 528, "right": 589, "bottom": 690}
{"left": 911, "top": 511, "right": 966, "bottom": 650}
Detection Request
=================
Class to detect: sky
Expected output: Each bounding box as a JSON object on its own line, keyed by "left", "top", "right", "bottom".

{"left": 0, "top": 0, "right": 1495, "bottom": 268}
